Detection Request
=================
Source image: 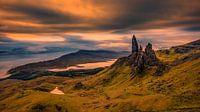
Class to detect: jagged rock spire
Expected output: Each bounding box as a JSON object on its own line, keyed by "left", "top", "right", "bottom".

{"left": 129, "top": 37, "right": 160, "bottom": 75}
{"left": 132, "top": 35, "right": 139, "bottom": 53}
{"left": 113, "top": 34, "right": 164, "bottom": 77}
{"left": 145, "top": 43, "right": 153, "bottom": 52}
{"left": 144, "top": 42, "right": 159, "bottom": 66}
{"left": 139, "top": 45, "right": 143, "bottom": 51}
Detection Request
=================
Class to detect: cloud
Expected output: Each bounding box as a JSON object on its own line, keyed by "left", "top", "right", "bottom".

{"left": 0, "top": 36, "right": 14, "bottom": 42}
{"left": 0, "top": 0, "right": 200, "bottom": 34}
{"left": 183, "top": 26, "right": 200, "bottom": 32}
{"left": 0, "top": 36, "right": 37, "bottom": 54}
{"left": 0, "top": 36, "right": 36, "bottom": 47}
{"left": 0, "top": 0, "right": 199, "bottom": 52}
{"left": 64, "top": 35, "right": 99, "bottom": 46}
{"left": 133, "top": 28, "right": 200, "bottom": 49}
{"left": 1, "top": 4, "right": 81, "bottom": 25}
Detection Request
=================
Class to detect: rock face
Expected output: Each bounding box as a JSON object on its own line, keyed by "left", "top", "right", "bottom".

{"left": 128, "top": 35, "right": 160, "bottom": 75}
{"left": 144, "top": 43, "right": 159, "bottom": 66}
{"left": 132, "top": 35, "right": 139, "bottom": 53}
{"left": 96, "top": 34, "right": 164, "bottom": 76}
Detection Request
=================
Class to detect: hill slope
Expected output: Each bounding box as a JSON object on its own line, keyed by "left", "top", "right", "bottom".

{"left": 171, "top": 39, "right": 200, "bottom": 53}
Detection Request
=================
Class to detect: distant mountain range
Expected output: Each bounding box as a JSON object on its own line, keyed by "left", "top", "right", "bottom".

{"left": 0, "top": 46, "right": 75, "bottom": 56}
{"left": 8, "top": 50, "right": 129, "bottom": 75}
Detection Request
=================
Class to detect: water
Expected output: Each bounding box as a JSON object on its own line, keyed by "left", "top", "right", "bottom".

{"left": 0, "top": 52, "right": 117, "bottom": 79}
{"left": 0, "top": 52, "right": 70, "bottom": 79}
{"left": 48, "top": 59, "right": 117, "bottom": 72}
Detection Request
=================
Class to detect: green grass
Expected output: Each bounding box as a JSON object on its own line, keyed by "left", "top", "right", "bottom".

{"left": 156, "top": 49, "right": 200, "bottom": 64}
{"left": 0, "top": 90, "right": 79, "bottom": 112}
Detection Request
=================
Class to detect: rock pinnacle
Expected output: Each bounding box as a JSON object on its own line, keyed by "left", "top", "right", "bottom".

{"left": 132, "top": 35, "right": 139, "bottom": 53}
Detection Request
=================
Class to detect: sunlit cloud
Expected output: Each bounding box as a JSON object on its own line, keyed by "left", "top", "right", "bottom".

{"left": 134, "top": 28, "right": 200, "bottom": 49}
{"left": 98, "top": 43, "right": 129, "bottom": 50}
{"left": 6, "top": 34, "right": 65, "bottom": 42}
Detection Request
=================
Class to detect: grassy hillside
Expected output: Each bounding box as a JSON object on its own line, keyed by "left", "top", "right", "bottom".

{"left": 0, "top": 46, "right": 200, "bottom": 111}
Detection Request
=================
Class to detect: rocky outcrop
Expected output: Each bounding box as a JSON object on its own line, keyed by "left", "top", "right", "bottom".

{"left": 126, "top": 35, "right": 162, "bottom": 76}
{"left": 144, "top": 43, "right": 159, "bottom": 66}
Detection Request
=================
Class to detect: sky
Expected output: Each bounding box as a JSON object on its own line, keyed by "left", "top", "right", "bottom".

{"left": 0, "top": 0, "right": 200, "bottom": 52}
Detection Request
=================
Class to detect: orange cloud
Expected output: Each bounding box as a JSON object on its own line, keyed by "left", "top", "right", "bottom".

{"left": 98, "top": 43, "right": 129, "bottom": 48}
{"left": 6, "top": 34, "right": 65, "bottom": 42}
{"left": 46, "top": 0, "right": 108, "bottom": 19}
{"left": 69, "top": 32, "right": 128, "bottom": 41}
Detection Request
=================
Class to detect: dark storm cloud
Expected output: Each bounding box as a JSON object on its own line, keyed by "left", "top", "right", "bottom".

{"left": 105, "top": 0, "right": 200, "bottom": 32}
{"left": 183, "top": 26, "right": 200, "bottom": 32}
{"left": 1, "top": 4, "right": 80, "bottom": 24}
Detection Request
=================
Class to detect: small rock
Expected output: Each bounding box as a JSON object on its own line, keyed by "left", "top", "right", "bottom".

{"left": 74, "top": 82, "right": 85, "bottom": 90}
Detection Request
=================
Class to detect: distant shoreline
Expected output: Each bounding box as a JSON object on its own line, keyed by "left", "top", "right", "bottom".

{"left": 0, "top": 51, "right": 70, "bottom": 79}
{"left": 48, "top": 59, "right": 117, "bottom": 72}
